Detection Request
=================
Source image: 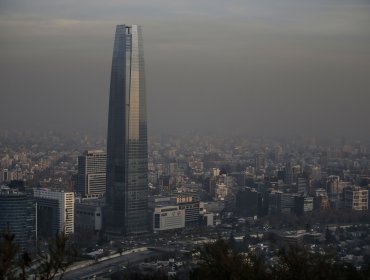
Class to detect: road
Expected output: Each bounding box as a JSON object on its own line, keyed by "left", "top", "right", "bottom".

{"left": 63, "top": 249, "right": 166, "bottom": 280}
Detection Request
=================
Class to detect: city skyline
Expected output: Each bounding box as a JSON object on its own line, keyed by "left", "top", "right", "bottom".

{"left": 1, "top": 2, "right": 370, "bottom": 274}
{"left": 0, "top": 0, "right": 370, "bottom": 138}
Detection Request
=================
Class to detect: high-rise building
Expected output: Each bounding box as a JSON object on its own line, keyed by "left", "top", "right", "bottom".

{"left": 236, "top": 187, "right": 259, "bottom": 217}
{"left": 105, "top": 24, "right": 148, "bottom": 235}
{"left": 33, "top": 188, "right": 74, "bottom": 237}
{"left": 77, "top": 150, "right": 106, "bottom": 197}
{"left": 344, "top": 186, "right": 368, "bottom": 211}
{"left": 255, "top": 153, "right": 266, "bottom": 171}
{"left": 296, "top": 177, "right": 308, "bottom": 195}
{"left": 0, "top": 186, "right": 36, "bottom": 252}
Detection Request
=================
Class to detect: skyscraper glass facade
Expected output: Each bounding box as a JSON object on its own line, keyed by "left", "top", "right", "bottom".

{"left": 106, "top": 25, "right": 148, "bottom": 234}
{"left": 0, "top": 187, "right": 36, "bottom": 252}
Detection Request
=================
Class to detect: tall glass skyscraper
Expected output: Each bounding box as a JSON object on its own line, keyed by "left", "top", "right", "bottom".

{"left": 106, "top": 25, "right": 148, "bottom": 235}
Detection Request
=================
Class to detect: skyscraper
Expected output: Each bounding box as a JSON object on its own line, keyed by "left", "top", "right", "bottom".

{"left": 106, "top": 24, "right": 148, "bottom": 235}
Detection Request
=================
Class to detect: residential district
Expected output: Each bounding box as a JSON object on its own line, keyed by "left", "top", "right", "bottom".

{"left": 1, "top": 130, "right": 370, "bottom": 279}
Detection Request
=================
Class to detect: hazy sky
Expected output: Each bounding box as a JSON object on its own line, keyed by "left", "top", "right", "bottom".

{"left": 1, "top": 0, "right": 369, "bottom": 138}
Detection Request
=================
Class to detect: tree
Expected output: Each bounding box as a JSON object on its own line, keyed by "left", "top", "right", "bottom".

{"left": 191, "top": 239, "right": 268, "bottom": 280}
{"left": 35, "top": 232, "right": 78, "bottom": 280}
{"left": 190, "top": 238, "right": 368, "bottom": 280}
{"left": 270, "top": 246, "right": 330, "bottom": 280}
{"left": 0, "top": 228, "right": 76, "bottom": 280}
{"left": 0, "top": 226, "right": 20, "bottom": 280}
{"left": 18, "top": 252, "right": 32, "bottom": 280}
{"left": 228, "top": 234, "right": 236, "bottom": 251}
{"left": 261, "top": 245, "right": 362, "bottom": 280}
{"left": 0, "top": 228, "right": 34, "bottom": 280}
{"left": 325, "top": 227, "right": 336, "bottom": 244}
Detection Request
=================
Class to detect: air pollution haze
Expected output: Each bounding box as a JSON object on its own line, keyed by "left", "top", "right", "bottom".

{"left": 0, "top": 0, "right": 369, "bottom": 138}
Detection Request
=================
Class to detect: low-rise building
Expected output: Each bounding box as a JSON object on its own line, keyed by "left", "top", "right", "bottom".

{"left": 153, "top": 205, "right": 185, "bottom": 232}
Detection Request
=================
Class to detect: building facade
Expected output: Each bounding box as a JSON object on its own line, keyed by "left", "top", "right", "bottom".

{"left": 344, "top": 187, "right": 368, "bottom": 211}
{"left": 173, "top": 193, "right": 200, "bottom": 227}
{"left": 75, "top": 197, "right": 103, "bottom": 244}
{"left": 33, "top": 189, "right": 74, "bottom": 237}
{"left": 77, "top": 150, "right": 106, "bottom": 197}
{"left": 106, "top": 24, "right": 148, "bottom": 235}
{"left": 0, "top": 186, "right": 36, "bottom": 252}
{"left": 153, "top": 206, "right": 185, "bottom": 232}
{"left": 236, "top": 187, "right": 259, "bottom": 217}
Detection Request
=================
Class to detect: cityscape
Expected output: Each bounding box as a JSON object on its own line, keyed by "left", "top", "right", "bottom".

{"left": 2, "top": 130, "right": 370, "bottom": 278}
{"left": 1, "top": 1, "right": 370, "bottom": 280}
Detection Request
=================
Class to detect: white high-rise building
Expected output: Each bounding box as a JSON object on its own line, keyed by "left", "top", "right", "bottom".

{"left": 33, "top": 189, "right": 74, "bottom": 236}
{"left": 77, "top": 150, "right": 106, "bottom": 197}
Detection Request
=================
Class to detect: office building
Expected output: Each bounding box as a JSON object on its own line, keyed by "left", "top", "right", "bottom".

{"left": 0, "top": 186, "right": 36, "bottom": 252}
{"left": 255, "top": 153, "right": 266, "bottom": 171}
{"left": 268, "top": 191, "right": 295, "bottom": 215}
{"left": 149, "top": 193, "right": 200, "bottom": 228}
{"left": 296, "top": 177, "right": 308, "bottom": 195}
{"left": 77, "top": 150, "right": 106, "bottom": 197}
{"left": 173, "top": 193, "right": 200, "bottom": 227}
{"left": 153, "top": 205, "right": 185, "bottom": 232}
{"left": 313, "top": 189, "right": 330, "bottom": 210}
{"left": 326, "top": 175, "right": 340, "bottom": 206}
{"left": 294, "top": 196, "right": 313, "bottom": 216}
{"left": 344, "top": 186, "right": 368, "bottom": 211}
{"left": 75, "top": 197, "right": 104, "bottom": 243}
{"left": 158, "top": 175, "right": 172, "bottom": 194}
{"left": 33, "top": 188, "right": 74, "bottom": 237}
{"left": 235, "top": 187, "right": 259, "bottom": 217}
{"left": 106, "top": 24, "right": 148, "bottom": 235}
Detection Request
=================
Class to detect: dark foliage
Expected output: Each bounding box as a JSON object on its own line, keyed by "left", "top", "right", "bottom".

{"left": 191, "top": 239, "right": 268, "bottom": 280}
{"left": 0, "top": 227, "right": 20, "bottom": 280}
{"left": 190, "top": 239, "right": 370, "bottom": 280}
{"left": 0, "top": 229, "right": 76, "bottom": 280}
{"left": 35, "top": 232, "right": 78, "bottom": 280}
